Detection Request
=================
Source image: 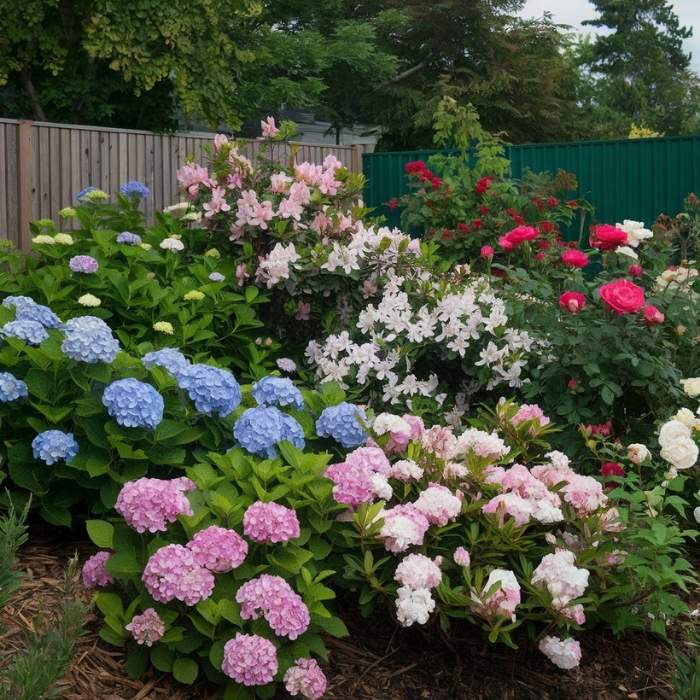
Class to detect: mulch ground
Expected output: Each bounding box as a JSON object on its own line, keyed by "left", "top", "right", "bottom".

{"left": 1, "top": 528, "right": 697, "bottom": 700}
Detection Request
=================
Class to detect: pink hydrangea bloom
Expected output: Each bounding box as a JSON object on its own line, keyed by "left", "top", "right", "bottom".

{"left": 380, "top": 504, "right": 430, "bottom": 553}
{"left": 538, "top": 635, "right": 582, "bottom": 670}
{"left": 413, "top": 484, "right": 462, "bottom": 526}
{"left": 284, "top": 658, "right": 327, "bottom": 700}
{"left": 455, "top": 428, "right": 510, "bottom": 460}
{"left": 325, "top": 457, "right": 392, "bottom": 508}
{"left": 385, "top": 414, "right": 424, "bottom": 453}
{"left": 389, "top": 459, "right": 423, "bottom": 482}
{"left": 236, "top": 574, "right": 310, "bottom": 640}
{"left": 82, "top": 551, "right": 113, "bottom": 589}
{"left": 561, "top": 603, "right": 586, "bottom": 625}
{"left": 394, "top": 554, "right": 442, "bottom": 590}
{"left": 479, "top": 569, "right": 521, "bottom": 620}
{"left": 142, "top": 544, "right": 214, "bottom": 606}
{"left": 561, "top": 475, "right": 607, "bottom": 515}
{"left": 222, "top": 633, "right": 278, "bottom": 685}
{"left": 511, "top": 403, "right": 551, "bottom": 430}
{"left": 115, "top": 477, "right": 194, "bottom": 533}
{"left": 453, "top": 546, "right": 471, "bottom": 567}
{"left": 531, "top": 550, "right": 589, "bottom": 610}
{"left": 345, "top": 446, "right": 391, "bottom": 475}
{"left": 498, "top": 464, "right": 564, "bottom": 523}
{"left": 242, "top": 501, "right": 300, "bottom": 544}
{"left": 482, "top": 492, "right": 534, "bottom": 527}
{"left": 125, "top": 608, "right": 165, "bottom": 646}
{"left": 420, "top": 425, "right": 457, "bottom": 459}
{"left": 186, "top": 525, "right": 248, "bottom": 572}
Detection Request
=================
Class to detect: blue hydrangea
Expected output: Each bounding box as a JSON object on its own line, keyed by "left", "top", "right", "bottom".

{"left": 61, "top": 316, "right": 120, "bottom": 363}
{"left": 315, "top": 402, "right": 367, "bottom": 448}
{"left": 208, "top": 272, "right": 225, "bottom": 282}
{"left": 233, "top": 406, "right": 305, "bottom": 458}
{"left": 32, "top": 430, "right": 79, "bottom": 465}
{"left": 0, "top": 372, "right": 28, "bottom": 402}
{"left": 102, "top": 378, "right": 164, "bottom": 429}
{"left": 1, "top": 319, "right": 49, "bottom": 345}
{"left": 120, "top": 181, "right": 150, "bottom": 199}
{"left": 252, "top": 376, "right": 304, "bottom": 410}
{"left": 116, "top": 231, "right": 142, "bottom": 245}
{"left": 177, "top": 364, "right": 241, "bottom": 417}
{"left": 4, "top": 296, "right": 62, "bottom": 328}
{"left": 143, "top": 348, "right": 191, "bottom": 380}
{"left": 76, "top": 186, "right": 97, "bottom": 201}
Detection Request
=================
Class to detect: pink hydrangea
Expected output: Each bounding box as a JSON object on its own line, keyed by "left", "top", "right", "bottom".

{"left": 325, "top": 460, "right": 392, "bottom": 508}
{"left": 243, "top": 501, "right": 300, "bottom": 543}
{"left": 482, "top": 492, "right": 534, "bottom": 527}
{"left": 498, "top": 464, "right": 564, "bottom": 523}
{"left": 420, "top": 425, "right": 458, "bottom": 459}
{"left": 236, "top": 574, "right": 310, "bottom": 640}
{"left": 385, "top": 414, "right": 425, "bottom": 453}
{"left": 115, "top": 477, "right": 194, "bottom": 533}
{"left": 511, "top": 404, "right": 551, "bottom": 430}
{"left": 125, "top": 608, "right": 165, "bottom": 646}
{"left": 389, "top": 459, "right": 423, "bottom": 482}
{"left": 531, "top": 550, "right": 589, "bottom": 610}
{"left": 561, "top": 603, "right": 586, "bottom": 625}
{"left": 538, "top": 635, "right": 582, "bottom": 670}
{"left": 186, "top": 525, "right": 248, "bottom": 572}
{"left": 222, "top": 633, "right": 278, "bottom": 685}
{"left": 561, "top": 475, "right": 607, "bottom": 515}
{"left": 413, "top": 484, "right": 462, "bottom": 526}
{"left": 479, "top": 569, "right": 521, "bottom": 620}
{"left": 394, "top": 553, "right": 442, "bottom": 590}
{"left": 380, "top": 504, "right": 430, "bottom": 552}
{"left": 453, "top": 546, "right": 471, "bottom": 567}
{"left": 455, "top": 428, "right": 510, "bottom": 460}
{"left": 284, "top": 658, "right": 327, "bottom": 699}
{"left": 142, "top": 544, "right": 214, "bottom": 606}
{"left": 82, "top": 551, "right": 113, "bottom": 589}
{"left": 345, "top": 446, "right": 391, "bottom": 475}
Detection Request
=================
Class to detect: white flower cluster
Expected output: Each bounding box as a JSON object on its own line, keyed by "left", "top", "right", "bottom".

{"left": 305, "top": 276, "right": 535, "bottom": 409}
{"left": 655, "top": 263, "right": 698, "bottom": 292}
{"left": 256, "top": 243, "right": 301, "bottom": 288}
{"left": 659, "top": 416, "right": 699, "bottom": 471}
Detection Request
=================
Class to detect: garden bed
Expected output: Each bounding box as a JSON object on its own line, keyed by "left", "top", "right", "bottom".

{"left": 3, "top": 526, "right": 693, "bottom": 700}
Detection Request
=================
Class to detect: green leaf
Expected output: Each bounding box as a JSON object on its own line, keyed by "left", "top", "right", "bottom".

{"left": 150, "top": 645, "right": 175, "bottom": 672}
{"left": 126, "top": 645, "right": 150, "bottom": 678}
{"left": 24, "top": 369, "right": 52, "bottom": 401}
{"left": 313, "top": 615, "right": 349, "bottom": 638}
{"left": 87, "top": 519, "right": 114, "bottom": 548}
{"left": 172, "top": 657, "right": 199, "bottom": 685}
{"left": 224, "top": 685, "right": 254, "bottom": 700}
{"left": 94, "top": 592, "right": 124, "bottom": 620}
{"left": 106, "top": 550, "right": 142, "bottom": 577}
{"left": 39, "top": 503, "right": 71, "bottom": 527}
{"left": 268, "top": 543, "right": 313, "bottom": 574}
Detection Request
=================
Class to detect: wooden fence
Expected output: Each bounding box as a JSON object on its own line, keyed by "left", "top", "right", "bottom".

{"left": 0, "top": 118, "right": 370, "bottom": 250}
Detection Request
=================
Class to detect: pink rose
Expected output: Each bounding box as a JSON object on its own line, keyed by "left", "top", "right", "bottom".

{"left": 559, "top": 291, "right": 586, "bottom": 313}
{"left": 590, "top": 224, "right": 627, "bottom": 251}
{"left": 561, "top": 249, "right": 589, "bottom": 268}
{"left": 643, "top": 304, "right": 664, "bottom": 326}
{"left": 480, "top": 245, "right": 494, "bottom": 259}
{"left": 628, "top": 264, "right": 643, "bottom": 277}
{"left": 598, "top": 279, "right": 645, "bottom": 314}
{"left": 504, "top": 225, "right": 538, "bottom": 246}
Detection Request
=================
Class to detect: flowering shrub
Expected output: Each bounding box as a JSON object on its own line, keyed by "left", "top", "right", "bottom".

{"left": 0, "top": 188, "right": 272, "bottom": 376}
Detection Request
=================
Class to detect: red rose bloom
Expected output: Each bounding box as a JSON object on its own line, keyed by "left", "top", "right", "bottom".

{"left": 480, "top": 245, "right": 494, "bottom": 259}
{"left": 533, "top": 197, "right": 545, "bottom": 211}
{"left": 628, "top": 264, "right": 643, "bottom": 277}
{"left": 537, "top": 239, "right": 551, "bottom": 250}
{"left": 601, "top": 462, "right": 624, "bottom": 478}
{"left": 546, "top": 196, "right": 559, "bottom": 208}
{"left": 598, "top": 279, "right": 645, "bottom": 314}
{"left": 539, "top": 220, "right": 556, "bottom": 234}
{"left": 430, "top": 176, "right": 443, "bottom": 189}
{"left": 504, "top": 225, "right": 538, "bottom": 245}
{"left": 478, "top": 205, "right": 490, "bottom": 215}
{"left": 457, "top": 222, "right": 470, "bottom": 233}
{"left": 567, "top": 378, "right": 578, "bottom": 390}
{"left": 475, "top": 176, "right": 494, "bottom": 195}
{"left": 535, "top": 252, "right": 546, "bottom": 261}
{"left": 471, "top": 218, "right": 483, "bottom": 230}
{"left": 561, "top": 249, "right": 589, "bottom": 268}
{"left": 387, "top": 197, "right": 399, "bottom": 210}
{"left": 498, "top": 234, "right": 514, "bottom": 252}
{"left": 442, "top": 229, "right": 453, "bottom": 241}
{"left": 643, "top": 304, "right": 664, "bottom": 326}
{"left": 405, "top": 160, "right": 428, "bottom": 175}
{"left": 590, "top": 224, "right": 628, "bottom": 251}
{"left": 559, "top": 291, "right": 587, "bottom": 313}
{"left": 567, "top": 200, "right": 578, "bottom": 209}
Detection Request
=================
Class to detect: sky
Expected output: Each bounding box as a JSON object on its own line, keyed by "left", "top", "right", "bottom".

{"left": 520, "top": 0, "right": 700, "bottom": 72}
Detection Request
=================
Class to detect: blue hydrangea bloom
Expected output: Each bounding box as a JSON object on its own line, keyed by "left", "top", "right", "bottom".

{"left": 252, "top": 376, "right": 304, "bottom": 410}
{"left": 178, "top": 364, "right": 241, "bottom": 417}
{"left": 120, "top": 181, "right": 150, "bottom": 199}
{"left": 76, "top": 186, "right": 97, "bottom": 201}
{"left": 315, "top": 402, "right": 367, "bottom": 448}
{"left": 1, "top": 319, "right": 49, "bottom": 345}
{"left": 3, "top": 296, "right": 61, "bottom": 328}
{"left": 116, "top": 231, "right": 142, "bottom": 245}
{"left": 143, "top": 348, "right": 190, "bottom": 380}
{"left": 233, "top": 406, "right": 305, "bottom": 458}
{"left": 102, "top": 378, "right": 164, "bottom": 429}
{"left": 32, "top": 430, "right": 79, "bottom": 465}
{"left": 0, "top": 372, "right": 28, "bottom": 402}
{"left": 61, "top": 316, "right": 120, "bottom": 363}
{"left": 208, "top": 272, "right": 225, "bottom": 282}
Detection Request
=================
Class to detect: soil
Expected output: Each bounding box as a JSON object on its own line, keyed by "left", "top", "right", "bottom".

{"left": 1, "top": 529, "right": 696, "bottom": 700}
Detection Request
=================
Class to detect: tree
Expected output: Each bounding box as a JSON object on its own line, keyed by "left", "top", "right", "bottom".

{"left": 0, "top": 0, "right": 259, "bottom": 128}
{"left": 579, "top": 0, "right": 700, "bottom": 136}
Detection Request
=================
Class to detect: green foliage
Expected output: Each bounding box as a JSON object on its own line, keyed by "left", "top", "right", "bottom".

{"left": 0, "top": 496, "right": 30, "bottom": 609}
{"left": 673, "top": 624, "right": 700, "bottom": 700}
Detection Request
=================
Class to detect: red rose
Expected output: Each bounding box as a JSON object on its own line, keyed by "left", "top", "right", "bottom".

{"left": 537, "top": 239, "right": 551, "bottom": 250}
{"left": 480, "top": 245, "right": 494, "bottom": 259}
{"left": 601, "top": 462, "right": 624, "bottom": 478}
{"left": 567, "top": 200, "right": 578, "bottom": 209}
{"left": 643, "top": 304, "right": 664, "bottom": 326}
{"left": 567, "top": 378, "right": 578, "bottom": 390}
{"left": 561, "top": 249, "right": 589, "bottom": 268}
{"left": 498, "top": 234, "right": 514, "bottom": 252}
{"left": 387, "top": 197, "right": 399, "bottom": 210}
{"left": 504, "top": 225, "right": 538, "bottom": 245}
{"left": 546, "top": 196, "right": 559, "bottom": 208}
{"left": 471, "top": 218, "right": 483, "bottom": 230}
{"left": 628, "top": 264, "right": 643, "bottom": 277}
{"left": 590, "top": 224, "right": 628, "bottom": 251}
{"left": 598, "top": 279, "right": 645, "bottom": 314}
{"left": 535, "top": 252, "right": 546, "bottom": 261}
{"left": 405, "top": 160, "right": 428, "bottom": 174}
{"left": 457, "top": 222, "right": 470, "bottom": 233}
{"left": 442, "top": 229, "right": 453, "bottom": 241}
{"left": 533, "top": 197, "right": 545, "bottom": 211}
{"left": 478, "top": 205, "right": 490, "bottom": 215}
{"left": 559, "top": 291, "right": 586, "bottom": 313}
{"left": 430, "top": 176, "right": 443, "bottom": 189}
{"left": 539, "top": 220, "right": 556, "bottom": 234}
{"left": 475, "top": 176, "right": 494, "bottom": 195}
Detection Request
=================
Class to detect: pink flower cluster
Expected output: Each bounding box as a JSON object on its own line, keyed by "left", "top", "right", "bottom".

{"left": 142, "top": 544, "right": 214, "bottom": 606}
{"left": 394, "top": 553, "right": 442, "bottom": 590}
{"left": 413, "top": 484, "right": 462, "bottom": 526}
{"left": 125, "top": 608, "right": 165, "bottom": 646}
{"left": 453, "top": 546, "right": 471, "bottom": 567}
{"left": 538, "top": 635, "right": 582, "bottom": 670}
{"left": 283, "top": 658, "right": 328, "bottom": 699}
{"left": 222, "top": 633, "right": 278, "bottom": 686}
{"left": 236, "top": 574, "right": 310, "bottom": 640}
{"left": 176, "top": 163, "right": 213, "bottom": 197}
{"left": 455, "top": 428, "right": 510, "bottom": 460}
{"left": 511, "top": 403, "right": 550, "bottom": 430}
{"left": 325, "top": 446, "right": 392, "bottom": 508}
{"left": 478, "top": 568, "right": 521, "bottom": 620}
{"left": 385, "top": 414, "right": 424, "bottom": 453}
{"left": 82, "top": 551, "right": 113, "bottom": 589}
{"left": 380, "top": 504, "right": 430, "bottom": 552}
{"left": 532, "top": 550, "right": 589, "bottom": 614}
{"left": 243, "top": 501, "right": 300, "bottom": 543}
{"left": 115, "top": 477, "right": 195, "bottom": 533}
{"left": 186, "top": 525, "right": 248, "bottom": 572}
{"left": 420, "top": 425, "right": 458, "bottom": 459}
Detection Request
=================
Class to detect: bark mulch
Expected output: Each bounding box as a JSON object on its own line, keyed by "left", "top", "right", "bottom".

{"left": 1, "top": 531, "right": 696, "bottom": 700}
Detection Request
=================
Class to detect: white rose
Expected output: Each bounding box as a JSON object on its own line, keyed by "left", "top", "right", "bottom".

{"left": 660, "top": 437, "right": 699, "bottom": 470}
{"left": 615, "top": 245, "right": 639, "bottom": 260}
{"left": 627, "top": 443, "right": 649, "bottom": 465}
{"left": 674, "top": 408, "right": 700, "bottom": 428}
{"left": 658, "top": 419, "right": 691, "bottom": 448}
{"left": 681, "top": 377, "right": 700, "bottom": 398}
{"left": 694, "top": 506, "right": 700, "bottom": 524}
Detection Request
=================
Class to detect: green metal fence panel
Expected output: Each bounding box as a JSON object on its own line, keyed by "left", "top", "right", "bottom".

{"left": 363, "top": 136, "right": 700, "bottom": 233}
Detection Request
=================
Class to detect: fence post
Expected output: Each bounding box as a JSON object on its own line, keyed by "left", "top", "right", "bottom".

{"left": 350, "top": 144, "right": 362, "bottom": 174}
{"left": 17, "top": 120, "right": 33, "bottom": 252}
